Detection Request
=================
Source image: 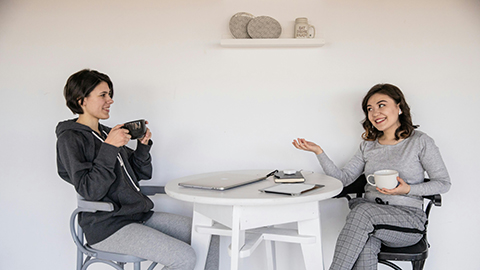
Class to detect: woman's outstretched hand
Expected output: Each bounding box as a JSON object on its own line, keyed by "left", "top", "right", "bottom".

{"left": 105, "top": 125, "right": 131, "bottom": 147}
{"left": 377, "top": 176, "right": 411, "bottom": 195}
{"left": 139, "top": 121, "right": 152, "bottom": 145}
{"left": 292, "top": 138, "right": 324, "bottom": 155}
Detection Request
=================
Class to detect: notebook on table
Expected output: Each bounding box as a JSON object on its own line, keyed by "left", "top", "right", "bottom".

{"left": 259, "top": 183, "right": 325, "bottom": 196}
{"left": 178, "top": 172, "right": 270, "bottom": 191}
{"left": 273, "top": 170, "right": 305, "bottom": 183}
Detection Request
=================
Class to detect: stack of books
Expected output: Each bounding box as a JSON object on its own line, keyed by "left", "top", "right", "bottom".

{"left": 273, "top": 171, "right": 305, "bottom": 183}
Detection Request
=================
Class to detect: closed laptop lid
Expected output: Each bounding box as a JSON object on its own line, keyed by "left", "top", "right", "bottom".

{"left": 178, "top": 173, "right": 265, "bottom": 190}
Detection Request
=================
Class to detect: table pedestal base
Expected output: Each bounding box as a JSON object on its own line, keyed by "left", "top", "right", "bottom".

{"left": 191, "top": 201, "right": 324, "bottom": 270}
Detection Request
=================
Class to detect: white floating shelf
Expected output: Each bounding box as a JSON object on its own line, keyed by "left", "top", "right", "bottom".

{"left": 220, "top": 38, "right": 326, "bottom": 48}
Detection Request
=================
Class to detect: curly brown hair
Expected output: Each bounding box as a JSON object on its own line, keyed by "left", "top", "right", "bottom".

{"left": 361, "top": 84, "right": 418, "bottom": 141}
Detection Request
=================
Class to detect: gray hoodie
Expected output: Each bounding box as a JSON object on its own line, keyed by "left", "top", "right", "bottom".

{"left": 56, "top": 119, "right": 154, "bottom": 245}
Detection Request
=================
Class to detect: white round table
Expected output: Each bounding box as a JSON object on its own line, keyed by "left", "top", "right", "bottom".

{"left": 166, "top": 170, "right": 343, "bottom": 270}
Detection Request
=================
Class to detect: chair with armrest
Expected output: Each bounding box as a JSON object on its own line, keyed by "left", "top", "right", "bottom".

{"left": 334, "top": 175, "right": 442, "bottom": 270}
{"left": 70, "top": 186, "right": 165, "bottom": 270}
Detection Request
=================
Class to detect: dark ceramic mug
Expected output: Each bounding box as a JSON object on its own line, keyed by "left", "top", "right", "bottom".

{"left": 122, "top": 119, "right": 147, "bottom": 140}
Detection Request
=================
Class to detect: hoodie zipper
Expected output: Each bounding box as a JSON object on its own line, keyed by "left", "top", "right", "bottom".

{"left": 92, "top": 131, "right": 141, "bottom": 192}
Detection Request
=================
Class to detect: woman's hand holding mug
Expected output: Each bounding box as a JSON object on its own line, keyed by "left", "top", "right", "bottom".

{"left": 367, "top": 170, "right": 411, "bottom": 195}
{"left": 377, "top": 176, "right": 411, "bottom": 195}
{"left": 105, "top": 125, "right": 131, "bottom": 147}
{"left": 138, "top": 120, "right": 152, "bottom": 145}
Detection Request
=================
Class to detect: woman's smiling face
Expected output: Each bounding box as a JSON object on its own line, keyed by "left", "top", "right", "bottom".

{"left": 366, "top": 93, "right": 401, "bottom": 134}
{"left": 80, "top": 81, "right": 114, "bottom": 121}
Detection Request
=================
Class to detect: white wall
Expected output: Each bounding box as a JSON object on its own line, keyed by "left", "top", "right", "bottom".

{"left": 1, "top": 0, "right": 479, "bottom": 269}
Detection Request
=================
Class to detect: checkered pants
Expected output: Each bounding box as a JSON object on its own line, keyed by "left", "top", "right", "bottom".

{"left": 329, "top": 198, "right": 427, "bottom": 270}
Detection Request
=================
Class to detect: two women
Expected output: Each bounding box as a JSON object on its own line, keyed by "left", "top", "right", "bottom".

{"left": 57, "top": 70, "right": 449, "bottom": 270}
{"left": 293, "top": 83, "right": 451, "bottom": 269}
{"left": 56, "top": 69, "right": 217, "bottom": 270}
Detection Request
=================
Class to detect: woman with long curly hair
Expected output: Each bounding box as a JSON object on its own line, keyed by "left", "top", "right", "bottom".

{"left": 293, "top": 83, "right": 451, "bottom": 269}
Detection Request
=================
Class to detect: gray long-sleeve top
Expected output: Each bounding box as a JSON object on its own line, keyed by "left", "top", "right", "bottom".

{"left": 317, "top": 130, "right": 451, "bottom": 209}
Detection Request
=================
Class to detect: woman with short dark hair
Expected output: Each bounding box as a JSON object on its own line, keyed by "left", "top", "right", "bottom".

{"left": 56, "top": 69, "right": 217, "bottom": 270}
{"left": 293, "top": 83, "right": 451, "bottom": 270}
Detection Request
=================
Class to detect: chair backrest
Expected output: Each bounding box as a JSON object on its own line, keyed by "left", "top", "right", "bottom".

{"left": 334, "top": 174, "right": 367, "bottom": 199}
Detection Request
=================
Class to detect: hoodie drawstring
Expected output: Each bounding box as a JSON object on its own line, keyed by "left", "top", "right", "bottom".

{"left": 92, "top": 131, "right": 140, "bottom": 192}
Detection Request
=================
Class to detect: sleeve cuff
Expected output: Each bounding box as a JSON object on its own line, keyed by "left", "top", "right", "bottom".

{"left": 316, "top": 152, "right": 328, "bottom": 161}
{"left": 135, "top": 140, "right": 153, "bottom": 159}
{"left": 408, "top": 184, "right": 421, "bottom": 196}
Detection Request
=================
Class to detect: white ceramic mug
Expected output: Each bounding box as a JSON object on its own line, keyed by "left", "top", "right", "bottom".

{"left": 294, "top": 17, "right": 315, "bottom": 38}
{"left": 366, "top": 170, "right": 399, "bottom": 189}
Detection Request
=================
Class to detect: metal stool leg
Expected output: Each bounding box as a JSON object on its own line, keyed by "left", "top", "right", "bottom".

{"left": 412, "top": 259, "right": 426, "bottom": 270}
{"left": 379, "top": 260, "right": 402, "bottom": 270}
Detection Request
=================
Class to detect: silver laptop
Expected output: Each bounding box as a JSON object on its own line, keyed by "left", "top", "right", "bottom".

{"left": 178, "top": 172, "right": 268, "bottom": 191}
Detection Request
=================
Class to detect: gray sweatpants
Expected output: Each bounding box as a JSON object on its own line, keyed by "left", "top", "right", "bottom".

{"left": 92, "top": 212, "right": 219, "bottom": 270}
{"left": 330, "top": 198, "right": 427, "bottom": 270}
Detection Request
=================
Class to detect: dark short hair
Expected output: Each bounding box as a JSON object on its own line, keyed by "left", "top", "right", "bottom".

{"left": 64, "top": 69, "right": 113, "bottom": 114}
{"left": 361, "top": 83, "right": 418, "bottom": 141}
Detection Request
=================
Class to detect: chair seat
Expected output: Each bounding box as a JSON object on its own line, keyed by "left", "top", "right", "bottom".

{"left": 85, "top": 245, "right": 147, "bottom": 263}
{"left": 379, "top": 237, "right": 428, "bottom": 261}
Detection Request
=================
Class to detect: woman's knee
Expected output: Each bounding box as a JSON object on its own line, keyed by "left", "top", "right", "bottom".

{"left": 179, "top": 246, "right": 197, "bottom": 270}
{"left": 145, "top": 212, "right": 193, "bottom": 244}
{"left": 164, "top": 245, "right": 196, "bottom": 270}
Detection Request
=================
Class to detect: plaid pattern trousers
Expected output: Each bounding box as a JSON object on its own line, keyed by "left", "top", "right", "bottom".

{"left": 329, "top": 198, "right": 427, "bottom": 270}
